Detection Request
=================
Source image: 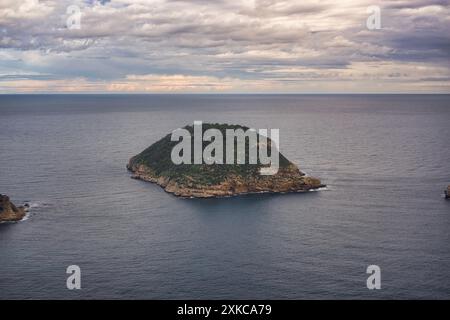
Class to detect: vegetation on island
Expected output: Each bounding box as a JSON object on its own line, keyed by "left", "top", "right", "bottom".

{"left": 129, "top": 123, "right": 290, "bottom": 186}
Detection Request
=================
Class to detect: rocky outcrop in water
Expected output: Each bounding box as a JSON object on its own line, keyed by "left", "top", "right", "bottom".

{"left": 0, "top": 194, "right": 26, "bottom": 222}
{"left": 127, "top": 123, "right": 325, "bottom": 198}
{"left": 445, "top": 185, "right": 450, "bottom": 199}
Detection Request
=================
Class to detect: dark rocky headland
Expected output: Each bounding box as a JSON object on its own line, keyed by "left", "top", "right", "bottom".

{"left": 127, "top": 123, "right": 325, "bottom": 198}
{"left": 0, "top": 194, "right": 26, "bottom": 222}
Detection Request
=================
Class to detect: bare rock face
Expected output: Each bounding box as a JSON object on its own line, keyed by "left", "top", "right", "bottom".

{"left": 445, "top": 186, "right": 450, "bottom": 199}
{"left": 0, "top": 194, "right": 26, "bottom": 222}
{"left": 129, "top": 162, "right": 324, "bottom": 198}
{"left": 127, "top": 123, "right": 326, "bottom": 198}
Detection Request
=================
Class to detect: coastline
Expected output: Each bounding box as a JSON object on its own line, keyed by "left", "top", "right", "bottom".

{"left": 127, "top": 162, "right": 326, "bottom": 199}
{"left": 0, "top": 194, "right": 27, "bottom": 223}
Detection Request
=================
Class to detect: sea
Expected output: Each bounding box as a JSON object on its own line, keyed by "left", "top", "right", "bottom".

{"left": 0, "top": 94, "right": 449, "bottom": 299}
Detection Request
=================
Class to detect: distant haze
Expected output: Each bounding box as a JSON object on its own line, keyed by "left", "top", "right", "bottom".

{"left": 0, "top": 0, "right": 449, "bottom": 93}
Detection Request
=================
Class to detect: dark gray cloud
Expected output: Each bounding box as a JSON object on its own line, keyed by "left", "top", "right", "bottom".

{"left": 384, "top": 0, "right": 449, "bottom": 9}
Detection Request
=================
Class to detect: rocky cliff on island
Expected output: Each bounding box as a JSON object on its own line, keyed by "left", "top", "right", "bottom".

{"left": 127, "top": 123, "right": 325, "bottom": 198}
{"left": 0, "top": 194, "right": 26, "bottom": 222}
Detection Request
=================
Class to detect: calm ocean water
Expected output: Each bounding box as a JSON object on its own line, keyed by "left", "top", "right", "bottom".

{"left": 0, "top": 94, "right": 449, "bottom": 299}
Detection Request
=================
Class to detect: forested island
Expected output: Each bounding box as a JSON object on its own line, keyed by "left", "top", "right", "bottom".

{"left": 127, "top": 123, "right": 325, "bottom": 198}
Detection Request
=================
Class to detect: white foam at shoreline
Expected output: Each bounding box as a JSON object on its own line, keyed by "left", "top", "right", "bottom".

{"left": 19, "top": 210, "right": 31, "bottom": 222}
{"left": 309, "top": 186, "right": 329, "bottom": 192}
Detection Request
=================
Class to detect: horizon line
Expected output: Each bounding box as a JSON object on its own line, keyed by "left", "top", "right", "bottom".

{"left": 1, "top": 92, "right": 449, "bottom": 95}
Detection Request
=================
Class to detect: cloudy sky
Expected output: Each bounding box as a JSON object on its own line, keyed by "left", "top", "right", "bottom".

{"left": 0, "top": 0, "right": 449, "bottom": 93}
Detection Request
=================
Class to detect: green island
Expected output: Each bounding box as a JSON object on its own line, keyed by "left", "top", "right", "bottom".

{"left": 127, "top": 123, "right": 325, "bottom": 198}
